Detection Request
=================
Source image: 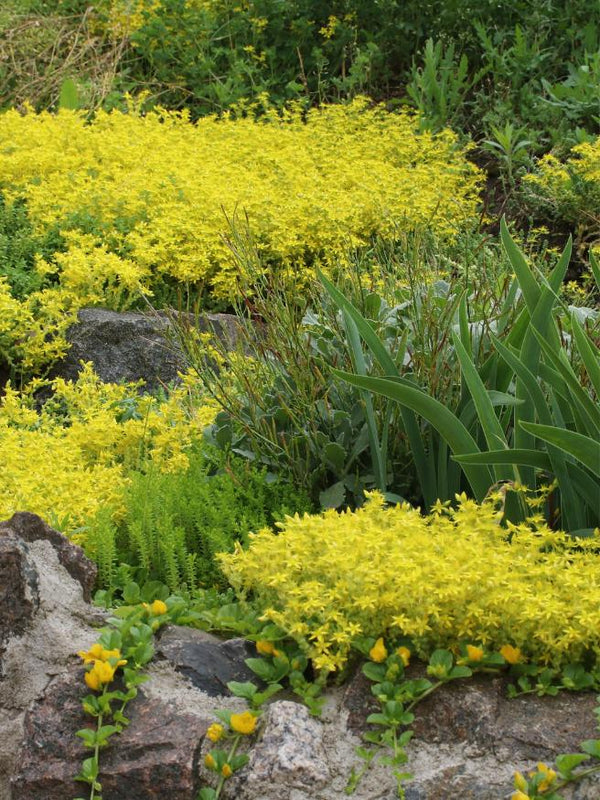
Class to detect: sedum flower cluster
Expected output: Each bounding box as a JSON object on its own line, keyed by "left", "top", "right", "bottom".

{"left": 525, "top": 136, "right": 600, "bottom": 242}
{"left": 219, "top": 492, "right": 600, "bottom": 673}
{"left": 0, "top": 364, "right": 215, "bottom": 536}
{"left": 0, "top": 99, "right": 480, "bottom": 369}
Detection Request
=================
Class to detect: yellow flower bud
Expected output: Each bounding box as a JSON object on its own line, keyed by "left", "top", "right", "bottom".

{"left": 221, "top": 763, "right": 233, "bottom": 778}
{"left": 369, "top": 637, "right": 387, "bottom": 663}
{"left": 396, "top": 646, "right": 411, "bottom": 667}
{"left": 500, "top": 644, "right": 523, "bottom": 664}
{"left": 150, "top": 599, "right": 168, "bottom": 616}
{"left": 207, "top": 723, "right": 225, "bottom": 743}
{"left": 537, "top": 763, "right": 557, "bottom": 791}
{"left": 511, "top": 792, "right": 530, "bottom": 800}
{"left": 514, "top": 771, "right": 528, "bottom": 791}
{"left": 256, "top": 640, "right": 276, "bottom": 656}
{"left": 466, "top": 645, "right": 484, "bottom": 662}
{"left": 230, "top": 711, "right": 257, "bottom": 735}
{"left": 204, "top": 753, "right": 216, "bottom": 770}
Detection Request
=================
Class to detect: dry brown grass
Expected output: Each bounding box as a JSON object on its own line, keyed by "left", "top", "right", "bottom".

{"left": 0, "top": 6, "right": 130, "bottom": 110}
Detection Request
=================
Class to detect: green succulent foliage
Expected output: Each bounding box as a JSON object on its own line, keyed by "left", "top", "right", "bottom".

{"left": 84, "top": 446, "right": 312, "bottom": 592}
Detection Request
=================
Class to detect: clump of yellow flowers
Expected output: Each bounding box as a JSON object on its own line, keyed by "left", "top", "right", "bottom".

{"left": 525, "top": 135, "right": 600, "bottom": 252}
{"left": 220, "top": 492, "right": 600, "bottom": 672}
{"left": 0, "top": 364, "right": 215, "bottom": 537}
{"left": 0, "top": 99, "right": 480, "bottom": 371}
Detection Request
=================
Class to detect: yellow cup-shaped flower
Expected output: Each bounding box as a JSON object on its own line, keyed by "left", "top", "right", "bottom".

{"left": 150, "top": 599, "right": 168, "bottom": 616}
{"left": 500, "top": 644, "right": 523, "bottom": 665}
{"left": 78, "top": 643, "right": 106, "bottom": 664}
{"left": 221, "top": 763, "right": 233, "bottom": 778}
{"left": 369, "top": 637, "right": 387, "bottom": 663}
{"left": 207, "top": 723, "right": 225, "bottom": 743}
{"left": 230, "top": 711, "right": 257, "bottom": 735}
{"left": 84, "top": 659, "right": 117, "bottom": 691}
{"left": 204, "top": 753, "right": 216, "bottom": 770}
{"left": 256, "top": 640, "right": 276, "bottom": 657}
{"left": 466, "top": 644, "right": 484, "bottom": 662}
{"left": 511, "top": 792, "right": 530, "bottom": 800}
{"left": 396, "top": 646, "right": 411, "bottom": 667}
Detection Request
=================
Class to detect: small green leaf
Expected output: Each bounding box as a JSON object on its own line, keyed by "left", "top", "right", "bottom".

{"left": 122, "top": 582, "right": 141, "bottom": 605}
{"left": 75, "top": 728, "right": 97, "bottom": 747}
{"left": 555, "top": 753, "right": 589, "bottom": 777}
{"left": 227, "top": 681, "right": 258, "bottom": 700}
{"left": 58, "top": 78, "right": 79, "bottom": 110}
{"left": 197, "top": 789, "right": 218, "bottom": 800}
{"left": 449, "top": 665, "right": 472, "bottom": 679}
{"left": 366, "top": 712, "right": 389, "bottom": 726}
{"left": 362, "top": 662, "right": 387, "bottom": 682}
{"left": 319, "top": 481, "right": 346, "bottom": 509}
{"left": 580, "top": 739, "right": 600, "bottom": 759}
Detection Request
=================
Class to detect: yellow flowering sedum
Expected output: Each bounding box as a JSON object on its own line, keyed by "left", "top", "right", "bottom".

{"left": 220, "top": 493, "right": 600, "bottom": 672}
{"left": 0, "top": 100, "right": 480, "bottom": 369}
{"left": 525, "top": 137, "right": 600, "bottom": 249}
{"left": 0, "top": 364, "right": 216, "bottom": 537}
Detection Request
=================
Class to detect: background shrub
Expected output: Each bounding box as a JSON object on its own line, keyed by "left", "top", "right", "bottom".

{"left": 0, "top": 100, "right": 480, "bottom": 375}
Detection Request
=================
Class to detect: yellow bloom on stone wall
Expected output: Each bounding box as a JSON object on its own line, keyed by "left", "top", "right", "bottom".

{"left": 230, "top": 711, "right": 258, "bottom": 735}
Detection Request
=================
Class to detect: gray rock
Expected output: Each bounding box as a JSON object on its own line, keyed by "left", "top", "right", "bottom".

{"left": 0, "top": 536, "right": 39, "bottom": 647}
{"left": 0, "top": 512, "right": 96, "bottom": 602}
{"left": 341, "top": 665, "right": 600, "bottom": 800}
{"left": 156, "top": 625, "right": 259, "bottom": 696}
{"left": 223, "top": 700, "right": 331, "bottom": 799}
{"left": 0, "top": 524, "right": 105, "bottom": 800}
{"left": 50, "top": 307, "right": 243, "bottom": 391}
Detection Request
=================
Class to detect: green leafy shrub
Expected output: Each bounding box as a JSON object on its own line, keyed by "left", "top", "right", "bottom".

{"left": 84, "top": 446, "right": 313, "bottom": 592}
{"left": 326, "top": 221, "right": 600, "bottom": 531}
